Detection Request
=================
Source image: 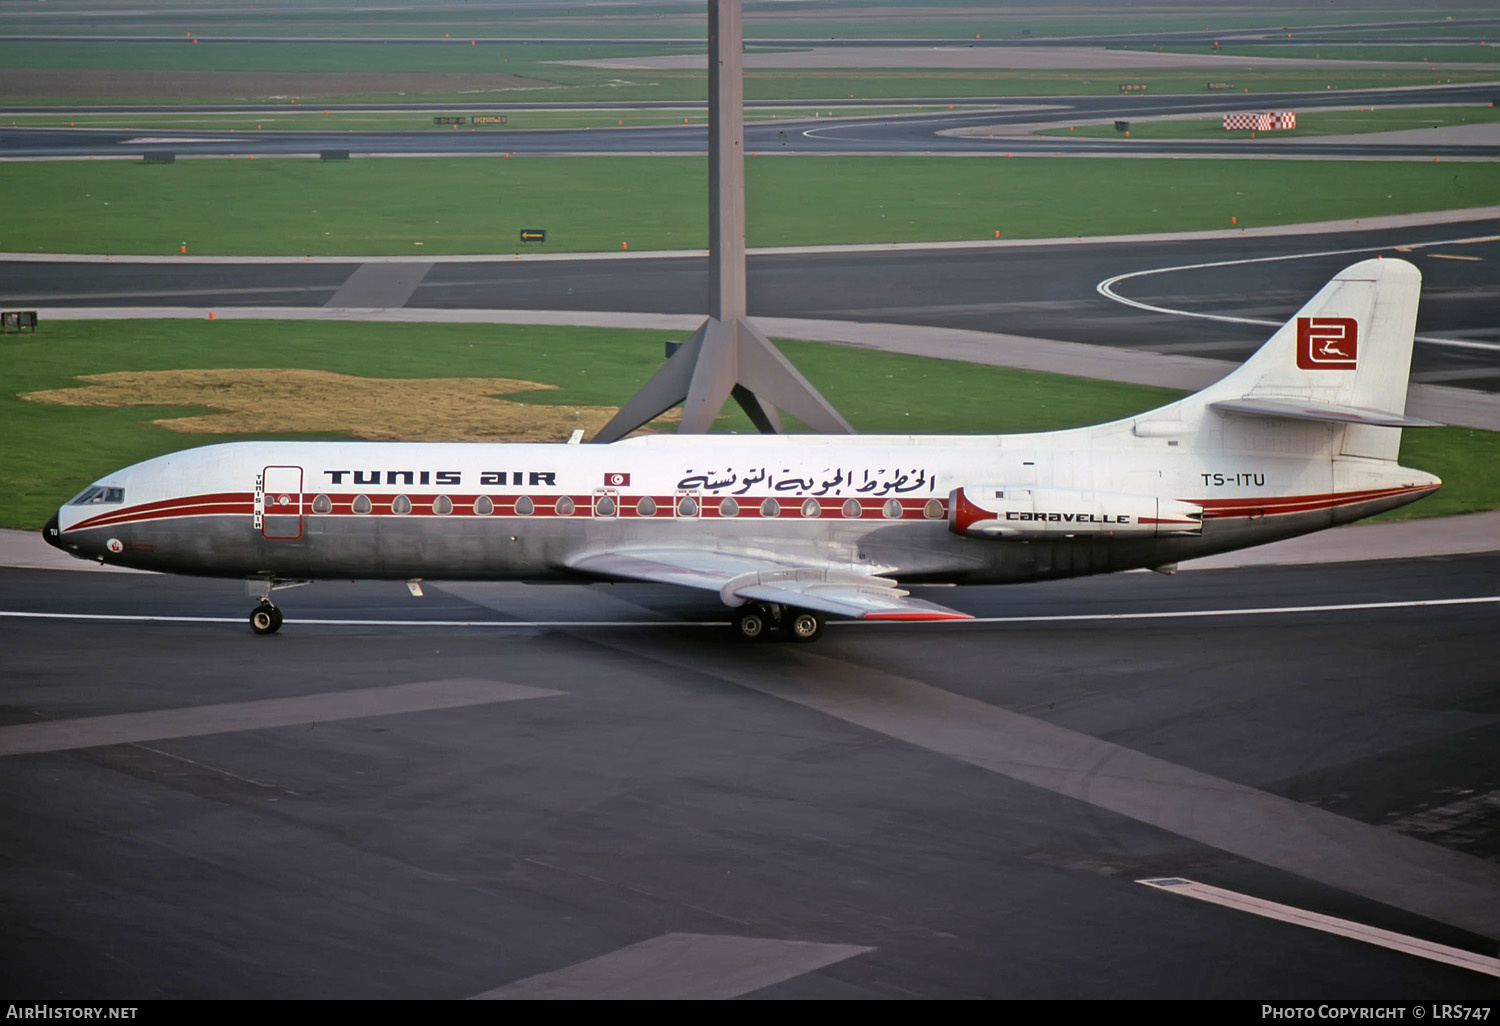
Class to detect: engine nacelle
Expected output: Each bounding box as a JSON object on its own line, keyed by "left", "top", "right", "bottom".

{"left": 949, "top": 486, "right": 1202, "bottom": 539}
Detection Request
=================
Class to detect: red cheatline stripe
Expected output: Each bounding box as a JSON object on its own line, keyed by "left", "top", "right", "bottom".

{"left": 863, "top": 611, "right": 974, "bottom": 621}
{"left": 86, "top": 490, "right": 246, "bottom": 518}
{"left": 71, "top": 495, "right": 255, "bottom": 531}
{"left": 65, "top": 491, "right": 949, "bottom": 529}
{"left": 1194, "top": 484, "right": 1433, "bottom": 519}
{"left": 1197, "top": 484, "right": 1428, "bottom": 509}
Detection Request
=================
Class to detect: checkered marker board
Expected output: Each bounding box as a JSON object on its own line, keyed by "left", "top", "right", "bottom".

{"left": 1223, "top": 111, "right": 1296, "bottom": 130}
{"left": 1223, "top": 112, "right": 1272, "bottom": 131}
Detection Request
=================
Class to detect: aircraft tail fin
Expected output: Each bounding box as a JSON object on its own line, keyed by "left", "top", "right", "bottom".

{"left": 1185, "top": 257, "right": 1432, "bottom": 459}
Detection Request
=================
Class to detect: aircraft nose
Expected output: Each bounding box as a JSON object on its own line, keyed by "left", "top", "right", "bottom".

{"left": 42, "top": 512, "right": 62, "bottom": 550}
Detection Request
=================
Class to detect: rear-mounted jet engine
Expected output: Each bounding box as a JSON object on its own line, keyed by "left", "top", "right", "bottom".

{"left": 949, "top": 486, "right": 1203, "bottom": 539}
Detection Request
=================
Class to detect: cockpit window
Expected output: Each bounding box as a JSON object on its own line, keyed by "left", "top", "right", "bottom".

{"left": 69, "top": 486, "right": 125, "bottom": 506}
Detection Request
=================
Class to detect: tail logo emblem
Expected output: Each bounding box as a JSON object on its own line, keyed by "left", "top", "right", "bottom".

{"left": 1296, "top": 316, "right": 1358, "bottom": 370}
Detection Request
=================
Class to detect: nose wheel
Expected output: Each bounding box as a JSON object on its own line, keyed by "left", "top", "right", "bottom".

{"left": 249, "top": 601, "right": 283, "bottom": 635}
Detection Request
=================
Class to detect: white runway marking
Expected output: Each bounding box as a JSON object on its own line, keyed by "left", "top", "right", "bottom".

{"left": 0, "top": 678, "right": 563, "bottom": 758}
{"left": 325, "top": 260, "right": 433, "bottom": 308}
{"left": 1140, "top": 878, "right": 1500, "bottom": 978}
{"left": 948, "top": 595, "right": 1500, "bottom": 624}
{"left": 1, "top": 595, "right": 1495, "bottom": 630}
{"left": 120, "top": 137, "right": 238, "bottom": 144}
{"left": 1096, "top": 233, "right": 1500, "bottom": 353}
{"left": 470, "top": 932, "right": 873, "bottom": 1000}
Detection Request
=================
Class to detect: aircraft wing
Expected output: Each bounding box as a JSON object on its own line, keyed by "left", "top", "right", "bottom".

{"left": 566, "top": 549, "right": 972, "bottom": 622}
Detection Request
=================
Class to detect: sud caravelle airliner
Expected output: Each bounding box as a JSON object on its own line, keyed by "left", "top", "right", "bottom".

{"left": 43, "top": 258, "right": 1440, "bottom": 642}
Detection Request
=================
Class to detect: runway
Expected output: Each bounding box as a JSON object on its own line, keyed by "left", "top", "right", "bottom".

{"left": 1, "top": 550, "right": 1497, "bottom": 998}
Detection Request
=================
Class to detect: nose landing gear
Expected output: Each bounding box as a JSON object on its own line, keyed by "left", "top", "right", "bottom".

{"left": 245, "top": 578, "right": 309, "bottom": 635}
{"left": 733, "top": 603, "right": 825, "bottom": 643}
{"left": 249, "top": 601, "right": 283, "bottom": 635}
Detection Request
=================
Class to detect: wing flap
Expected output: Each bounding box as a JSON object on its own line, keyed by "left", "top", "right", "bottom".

{"left": 565, "top": 549, "right": 971, "bottom": 621}
{"left": 734, "top": 580, "right": 972, "bottom": 621}
{"left": 567, "top": 548, "right": 761, "bottom": 590}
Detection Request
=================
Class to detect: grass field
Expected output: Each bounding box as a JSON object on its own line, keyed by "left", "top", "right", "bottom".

{"left": 1041, "top": 104, "right": 1500, "bottom": 139}
{"left": 3, "top": 318, "right": 1493, "bottom": 530}
{"left": 2, "top": 156, "right": 1494, "bottom": 257}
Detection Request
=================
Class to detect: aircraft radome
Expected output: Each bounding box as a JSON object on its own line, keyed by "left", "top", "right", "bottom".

{"left": 44, "top": 259, "right": 1440, "bottom": 642}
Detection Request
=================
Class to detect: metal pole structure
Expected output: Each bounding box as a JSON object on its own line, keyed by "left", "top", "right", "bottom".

{"left": 707, "top": 0, "right": 745, "bottom": 323}
{"left": 592, "top": 0, "right": 853, "bottom": 443}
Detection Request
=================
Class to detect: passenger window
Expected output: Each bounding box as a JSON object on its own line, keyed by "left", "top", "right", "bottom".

{"left": 392, "top": 495, "right": 412, "bottom": 515}
{"left": 595, "top": 495, "right": 616, "bottom": 517}
{"left": 556, "top": 496, "right": 575, "bottom": 516}
{"left": 352, "top": 494, "right": 372, "bottom": 515}
{"left": 474, "top": 495, "right": 494, "bottom": 516}
{"left": 883, "top": 498, "right": 902, "bottom": 519}
{"left": 801, "top": 498, "right": 820, "bottom": 518}
{"left": 312, "top": 494, "right": 333, "bottom": 514}
{"left": 842, "top": 498, "right": 861, "bottom": 519}
{"left": 677, "top": 495, "right": 697, "bottom": 517}
{"left": 432, "top": 495, "right": 453, "bottom": 516}
{"left": 636, "top": 495, "right": 657, "bottom": 517}
{"left": 719, "top": 497, "right": 739, "bottom": 518}
{"left": 515, "top": 495, "right": 534, "bottom": 516}
{"left": 760, "top": 497, "right": 779, "bottom": 518}
{"left": 924, "top": 499, "right": 944, "bottom": 519}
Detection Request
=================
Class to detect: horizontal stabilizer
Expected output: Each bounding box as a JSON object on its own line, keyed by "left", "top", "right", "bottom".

{"left": 1209, "top": 397, "right": 1441, "bottom": 428}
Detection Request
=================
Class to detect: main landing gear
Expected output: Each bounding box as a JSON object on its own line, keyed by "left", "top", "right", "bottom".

{"left": 733, "top": 603, "right": 825, "bottom": 643}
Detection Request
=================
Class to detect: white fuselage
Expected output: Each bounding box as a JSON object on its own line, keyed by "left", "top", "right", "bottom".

{"left": 49, "top": 422, "right": 1435, "bottom": 586}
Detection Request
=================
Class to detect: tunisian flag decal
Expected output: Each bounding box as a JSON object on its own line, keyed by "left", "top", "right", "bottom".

{"left": 604, "top": 472, "right": 630, "bottom": 487}
{"left": 1296, "top": 316, "right": 1358, "bottom": 370}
